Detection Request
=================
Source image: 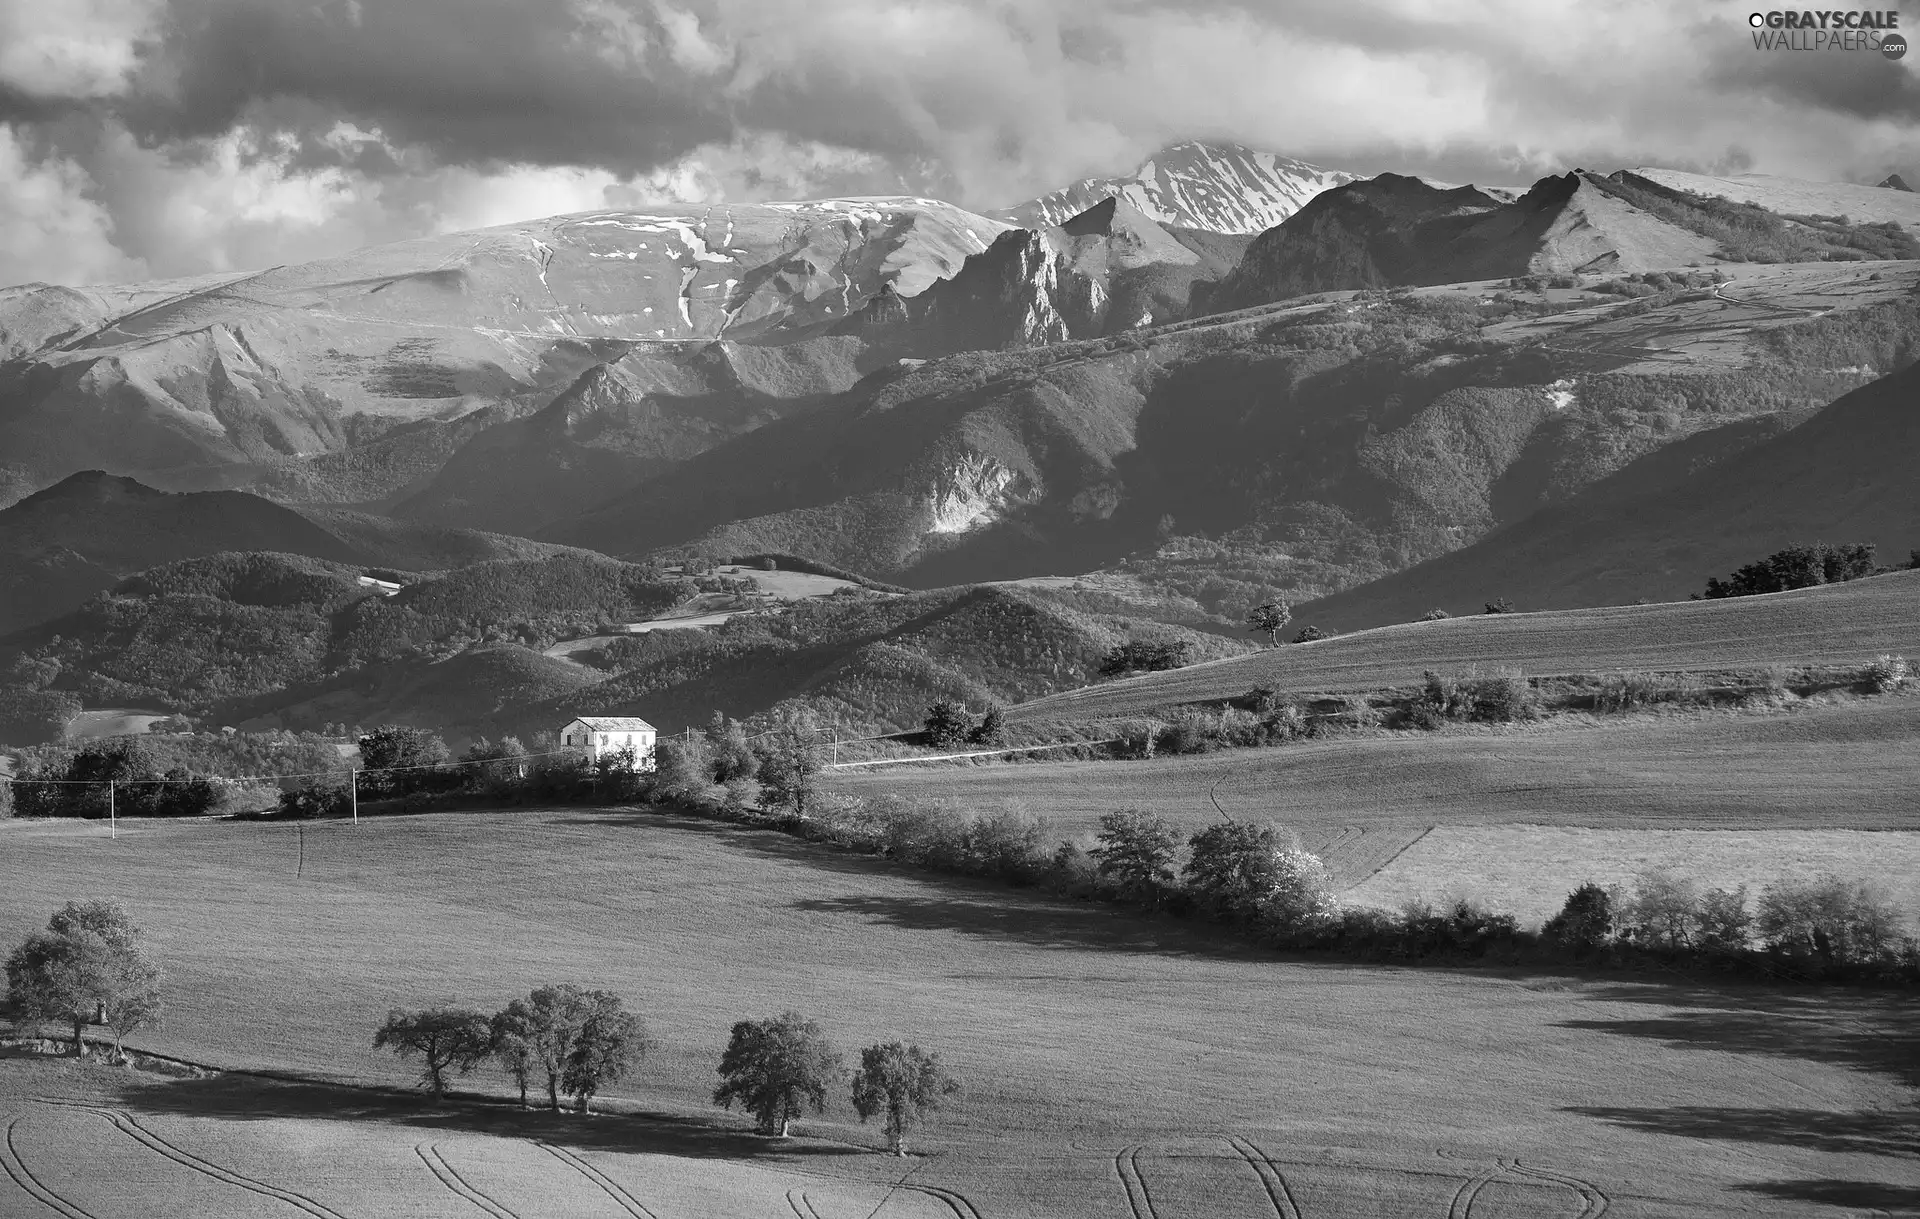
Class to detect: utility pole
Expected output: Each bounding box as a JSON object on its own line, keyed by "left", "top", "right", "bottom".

{"left": 108, "top": 780, "right": 115, "bottom": 839}
{"left": 350, "top": 769, "right": 358, "bottom": 824}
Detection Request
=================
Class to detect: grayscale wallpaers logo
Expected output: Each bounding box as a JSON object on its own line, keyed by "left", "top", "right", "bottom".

{"left": 1748, "top": 10, "right": 1906, "bottom": 56}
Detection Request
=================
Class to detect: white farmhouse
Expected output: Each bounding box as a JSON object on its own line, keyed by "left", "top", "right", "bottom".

{"left": 559, "top": 716, "right": 658, "bottom": 770}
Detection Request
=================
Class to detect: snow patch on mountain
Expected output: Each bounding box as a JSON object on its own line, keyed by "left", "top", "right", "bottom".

{"left": 994, "top": 140, "right": 1357, "bottom": 234}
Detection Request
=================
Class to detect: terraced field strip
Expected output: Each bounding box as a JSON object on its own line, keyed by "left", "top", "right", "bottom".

{"left": 1008, "top": 571, "right": 1920, "bottom": 721}
{"left": 1, "top": 1116, "right": 95, "bottom": 1219}
{"left": 417, "top": 1143, "right": 520, "bottom": 1219}
{"left": 538, "top": 1142, "right": 659, "bottom": 1219}
{"left": 1223, "top": 1135, "right": 1302, "bottom": 1219}
{"left": 36, "top": 1102, "right": 348, "bottom": 1219}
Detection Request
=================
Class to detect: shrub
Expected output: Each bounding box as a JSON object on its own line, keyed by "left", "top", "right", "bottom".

{"left": 1291, "top": 625, "right": 1333, "bottom": 643}
{"left": 1694, "top": 886, "right": 1754, "bottom": 953}
{"left": 1618, "top": 868, "right": 1700, "bottom": 949}
{"left": 1418, "top": 608, "right": 1451, "bottom": 622}
{"left": 1089, "top": 810, "right": 1181, "bottom": 905}
{"left": 1412, "top": 670, "right": 1472, "bottom": 728}
{"left": 654, "top": 735, "right": 716, "bottom": 803}
{"left": 1240, "top": 685, "right": 1281, "bottom": 714}
{"left": 922, "top": 700, "right": 974, "bottom": 749}
{"left": 1863, "top": 654, "right": 1911, "bottom": 693}
{"left": 1542, "top": 883, "right": 1614, "bottom": 954}
{"left": 1261, "top": 702, "right": 1309, "bottom": 741}
{"left": 1483, "top": 598, "right": 1514, "bottom": 615}
{"left": 1158, "top": 709, "right": 1226, "bottom": 755}
{"left": 1043, "top": 841, "right": 1103, "bottom": 898}
{"left": 1183, "top": 820, "right": 1291, "bottom": 924}
{"left": 279, "top": 780, "right": 352, "bottom": 819}
{"left": 879, "top": 798, "right": 971, "bottom": 871}
{"left": 1466, "top": 668, "right": 1532, "bottom": 722}
{"left": 1111, "top": 719, "right": 1166, "bottom": 759}
{"left": 1756, "top": 875, "right": 1904, "bottom": 965}
{"left": 967, "top": 706, "right": 1006, "bottom": 747}
{"left": 1099, "top": 639, "right": 1193, "bottom": 677}
{"left": 1595, "top": 670, "right": 1703, "bottom": 712}
{"left": 962, "top": 806, "right": 1050, "bottom": 882}
{"left": 1255, "top": 849, "right": 1338, "bottom": 936}
{"left": 1340, "top": 693, "right": 1380, "bottom": 730}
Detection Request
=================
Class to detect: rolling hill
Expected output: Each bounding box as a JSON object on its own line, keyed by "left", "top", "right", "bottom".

{"left": 1004, "top": 568, "right": 1920, "bottom": 723}
{"left": 1293, "top": 358, "right": 1920, "bottom": 628}
{"left": 0, "top": 472, "right": 586, "bottom": 635}
{"left": 0, "top": 199, "right": 1007, "bottom": 508}
{"left": 542, "top": 262, "right": 1920, "bottom": 604}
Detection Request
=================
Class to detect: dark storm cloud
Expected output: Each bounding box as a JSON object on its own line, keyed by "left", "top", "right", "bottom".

{"left": 4, "top": 0, "right": 1920, "bottom": 287}
{"left": 1705, "top": 37, "right": 1920, "bottom": 120}
{"left": 125, "top": 0, "right": 736, "bottom": 172}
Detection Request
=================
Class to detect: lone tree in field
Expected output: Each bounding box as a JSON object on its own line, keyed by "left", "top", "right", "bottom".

{"left": 373, "top": 1007, "right": 493, "bottom": 1098}
{"left": 850, "top": 1042, "right": 959, "bottom": 1156}
{"left": 1089, "top": 810, "right": 1181, "bottom": 906}
{"left": 4, "top": 901, "right": 162, "bottom": 1056}
{"left": 713, "top": 1011, "right": 843, "bottom": 1137}
{"left": 562, "top": 990, "right": 652, "bottom": 1114}
{"left": 1246, "top": 600, "right": 1292, "bottom": 648}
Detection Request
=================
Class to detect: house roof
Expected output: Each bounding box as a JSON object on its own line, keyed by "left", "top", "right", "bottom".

{"left": 567, "top": 716, "right": 657, "bottom": 731}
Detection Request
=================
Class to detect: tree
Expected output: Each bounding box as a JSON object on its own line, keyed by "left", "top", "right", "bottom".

{"left": 5, "top": 902, "right": 162, "bottom": 1056}
{"left": 358, "top": 725, "right": 449, "bottom": 797}
{"left": 713, "top": 1011, "right": 843, "bottom": 1137}
{"left": 1089, "top": 810, "right": 1180, "bottom": 904}
{"left": 757, "top": 712, "right": 822, "bottom": 817}
{"left": 1290, "top": 625, "right": 1332, "bottom": 643}
{"left": 1099, "top": 640, "right": 1192, "bottom": 677}
{"left": 1246, "top": 601, "right": 1293, "bottom": 648}
{"left": 967, "top": 705, "right": 1006, "bottom": 747}
{"left": 373, "top": 1007, "right": 494, "bottom": 1098}
{"left": 705, "top": 714, "right": 759, "bottom": 783}
{"left": 521, "top": 984, "right": 594, "bottom": 1112}
{"left": 922, "top": 700, "right": 973, "bottom": 749}
{"left": 653, "top": 734, "right": 716, "bottom": 802}
{"left": 561, "top": 991, "right": 651, "bottom": 1113}
{"left": 490, "top": 999, "right": 538, "bottom": 1108}
{"left": 1182, "top": 821, "right": 1288, "bottom": 924}
{"left": 1542, "top": 883, "right": 1614, "bottom": 955}
{"left": 1258, "top": 849, "right": 1338, "bottom": 933}
{"left": 1418, "top": 608, "right": 1451, "bottom": 622}
{"left": 1483, "top": 599, "right": 1513, "bottom": 615}
{"left": 850, "top": 1043, "right": 959, "bottom": 1155}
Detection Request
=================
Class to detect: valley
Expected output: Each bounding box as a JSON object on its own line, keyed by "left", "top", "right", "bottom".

{"left": 4, "top": 136, "right": 1920, "bottom": 1219}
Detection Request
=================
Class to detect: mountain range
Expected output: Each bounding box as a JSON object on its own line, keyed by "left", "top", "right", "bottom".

{"left": 3, "top": 141, "right": 1918, "bottom": 741}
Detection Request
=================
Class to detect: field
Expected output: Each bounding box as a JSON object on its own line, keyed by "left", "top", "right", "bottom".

{"left": 1009, "top": 572, "right": 1920, "bottom": 723}
{"left": 1345, "top": 827, "right": 1920, "bottom": 927}
{"left": 1, "top": 804, "right": 1914, "bottom": 1216}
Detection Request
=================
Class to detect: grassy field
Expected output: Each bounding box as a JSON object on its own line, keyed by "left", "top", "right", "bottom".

{"left": 1, "top": 806, "right": 1914, "bottom": 1216}
{"left": 844, "top": 693, "right": 1920, "bottom": 837}
{"left": 1008, "top": 571, "right": 1920, "bottom": 723}
{"left": 1345, "top": 827, "right": 1920, "bottom": 927}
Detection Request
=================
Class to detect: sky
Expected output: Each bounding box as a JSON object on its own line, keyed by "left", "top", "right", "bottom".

{"left": 2, "top": 0, "right": 1917, "bottom": 287}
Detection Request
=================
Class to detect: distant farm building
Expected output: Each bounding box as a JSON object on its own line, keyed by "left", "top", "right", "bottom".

{"left": 559, "top": 717, "right": 657, "bottom": 770}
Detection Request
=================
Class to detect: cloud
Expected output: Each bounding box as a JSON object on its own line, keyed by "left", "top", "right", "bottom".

{"left": 0, "top": 124, "right": 143, "bottom": 285}
{"left": 1, "top": 0, "right": 1918, "bottom": 286}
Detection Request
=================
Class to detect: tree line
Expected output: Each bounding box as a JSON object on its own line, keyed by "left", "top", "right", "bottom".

{"left": 373, "top": 998, "right": 957, "bottom": 1152}
{"left": 1696, "top": 541, "right": 1916, "bottom": 600}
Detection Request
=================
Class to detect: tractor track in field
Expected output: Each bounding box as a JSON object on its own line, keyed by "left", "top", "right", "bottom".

{"left": 1113, "top": 1144, "right": 1158, "bottom": 1219}
{"left": 538, "top": 1141, "right": 659, "bottom": 1219}
{"left": 2, "top": 1116, "right": 98, "bottom": 1219}
{"left": 1223, "top": 1135, "right": 1302, "bottom": 1219}
{"left": 901, "top": 1181, "right": 984, "bottom": 1219}
{"left": 1508, "top": 1158, "right": 1611, "bottom": 1217}
{"left": 35, "top": 1101, "right": 347, "bottom": 1218}
{"left": 1437, "top": 1150, "right": 1511, "bottom": 1219}
{"left": 417, "top": 1142, "right": 519, "bottom": 1219}
{"left": 785, "top": 1187, "right": 826, "bottom": 1219}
